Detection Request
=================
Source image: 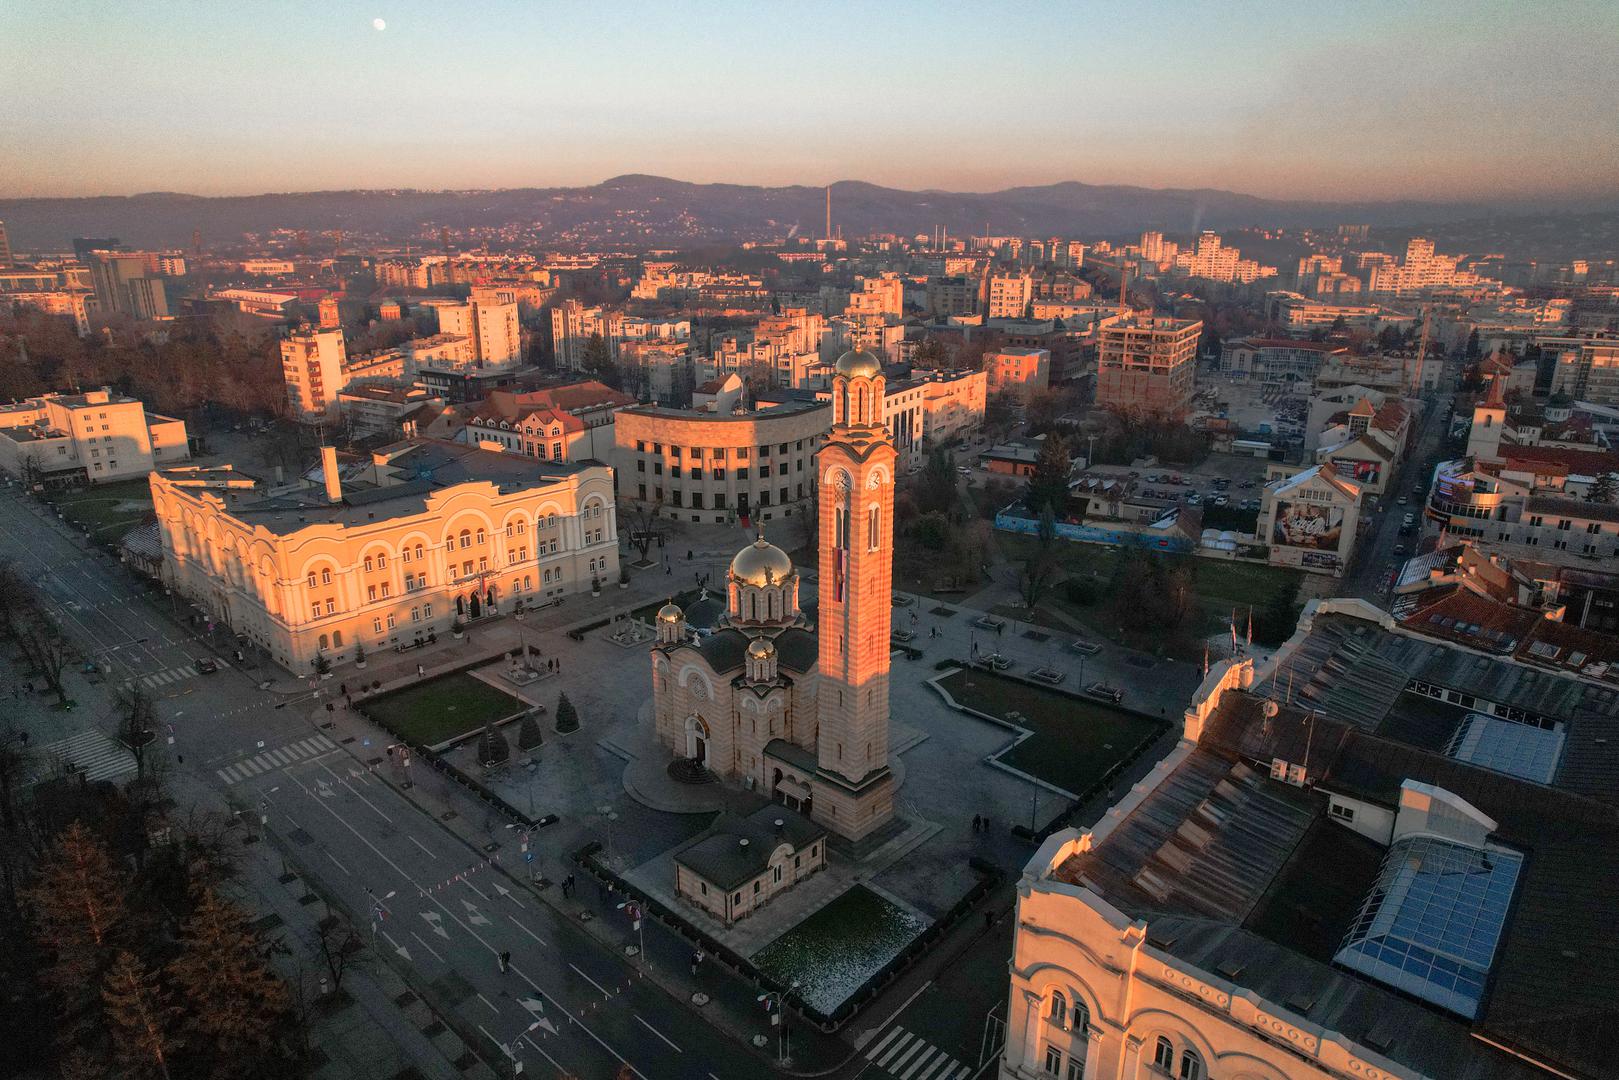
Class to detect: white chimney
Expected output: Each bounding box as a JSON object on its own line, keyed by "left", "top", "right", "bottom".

{"left": 321, "top": 446, "right": 342, "bottom": 503}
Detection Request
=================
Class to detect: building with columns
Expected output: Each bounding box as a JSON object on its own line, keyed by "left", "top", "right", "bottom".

{"left": 652, "top": 349, "right": 900, "bottom": 875}
{"left": 152, "top": 438, "right": 617, "bottom": 672}
{"left": 1000, "top": 598, "right": 1618, "bottom": 1080}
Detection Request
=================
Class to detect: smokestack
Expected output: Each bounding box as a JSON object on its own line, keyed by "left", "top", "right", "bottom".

{"left": 321, "top": 446, "right": 342, "bottom": 503}
{"left": 825, "top": 185, "right": 831, "bottom": 242}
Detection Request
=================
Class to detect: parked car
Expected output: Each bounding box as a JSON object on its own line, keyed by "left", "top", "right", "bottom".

{"left": 1085, "top": 683, "right": 1124, "bottom": 704}
{"left": 194, "top": 657, "right": 219, "bottom": 674}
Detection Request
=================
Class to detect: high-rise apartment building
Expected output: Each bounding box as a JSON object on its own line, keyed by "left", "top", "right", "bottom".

{"left": 0, "top": 220, "right": 12, "bottom": 268}
{"left": 846, "top": 273, "right": 903, "bottom": 318}
{"left": 1549, "top": 337, "right": 1619, "bottom": 405}
{"left": 1367, "top": 237, "right": 1487, "bottom": 296}
{"left": 0, "top": 388, "right": 189, "bottom": 484}
{"left": 1174, "top": 232, "right": 1276, "bottom": 284}
{"left": 985, "top": 269, "right": 1034, "bottom": 319}
{"left": 88, "top": 251, "right": 168, "bottom": 319}
{"left": 280, "top": 327, "right": 349, "bottom": 418}
{"left": 1095, "top": 315, "right": 1203, "bottom": 419}
{"left": 423, "top": 298, "right": 521, "bottom": 368}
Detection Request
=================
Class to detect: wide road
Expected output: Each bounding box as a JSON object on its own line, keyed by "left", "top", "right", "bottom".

{"left": 0, "top": 481, "right": 797, "bottom": 1079}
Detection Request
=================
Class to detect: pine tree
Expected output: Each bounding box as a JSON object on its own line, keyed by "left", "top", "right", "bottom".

{"left": 554, "top": 693, "right": 580, "bottom": 734}
{"left": 166, "top": 886, "right": 290, "bottom": 1075}
{"left": 25, "top": 822, "right": 127, "bottom": 1009}
{"left": 477, "top": 720, "right": 511, "bottom": 769}
{"left": 1023, "top": 433, "right": 1071, "bottom": 517}
{"left": 517, "top": 710, "right": 544, "bottom": 752}
{"left": 102, "top": 951, "right": 177, "bottom": 1080}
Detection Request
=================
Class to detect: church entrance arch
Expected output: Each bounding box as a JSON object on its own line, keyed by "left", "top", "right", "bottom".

{"left": 685, "top": 715, "right": 710, "bottom": 768}
{"left": 469, "top": 593, "right": 483, "bottom": 619}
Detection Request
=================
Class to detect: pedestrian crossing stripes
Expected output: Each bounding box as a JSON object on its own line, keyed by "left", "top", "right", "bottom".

{"left": 216, "top": 734, "right": 337, "bottom": 785}
{"left": 129, "top": 656, "right": 229, "bottom": 690}
{"left": 38, "top": 729, "right": 139, "bottom": 784}
{"left": 864, "top": 1026, "right": 971, "bottom": 1080}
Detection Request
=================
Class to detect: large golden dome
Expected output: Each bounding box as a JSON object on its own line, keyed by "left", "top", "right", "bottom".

{"left": 656, "top": 601, "right": 684, "bottom": 623}
{"left": 834, "top": 349, "right": 882, "bottom": 379}
{"left": 729, "top": 534, "right": 794, "bottom": 587}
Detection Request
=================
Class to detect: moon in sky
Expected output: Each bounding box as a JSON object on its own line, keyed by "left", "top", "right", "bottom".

{"left": 372, "top": 17, "right": 386, "bottom": 31}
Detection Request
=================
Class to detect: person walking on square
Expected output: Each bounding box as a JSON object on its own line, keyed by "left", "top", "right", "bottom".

{"left": 972, "top": 814, "right": 981, "bottom": 833}
{"left": 498, "top": 950, "right": 510, "bottom": 973}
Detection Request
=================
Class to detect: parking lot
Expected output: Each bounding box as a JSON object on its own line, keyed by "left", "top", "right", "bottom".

{"left": 1199, "top": 373, "right": 1310, "bottom": 447}
{"left": 1069, "top": 451, "right": 1273, "bottom": 514}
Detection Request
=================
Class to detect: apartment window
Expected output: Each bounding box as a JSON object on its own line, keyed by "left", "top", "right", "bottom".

{"left": 1048, "top": 992, "right": 1068, "bottom": 1029}
{"left": 478, "top": 557, "right": 488, "bottom": 572}
{"left": 714, "top": 495, "right": 727, "bottom": 510}
{"left": 325, "top": 599, "right": 335, "bottom": 615}
{"left": 1043, "top": 1047, "right": 1063, "bottom": 1075}
{"left": 715, "top": 468, "right": 725, "bottom": 481}
{"left": 1154, "top": 1038, "right": 1174, "bottom": 1072}
{"left": 1558, "top": 519, "right": 1572, "bottom": 531}
{"left": 321, "top": 569, "right": 332, "bottom": 584}
{"left": 690, "top": 447, "right": 702, "bottom": 459}
{"left": 1529, "top": 515, "right": 1544, "bottom": 527}
{"left": 552, "top": 442, "right": 562, "bottom": 459}
{"left": 652, "top": 442, "right": 662, "bottom": 454}
{"left": 424, "top": 604, "right": 433, "bottom": 618}
{"left": 636, "top": 460, "right": 645, "bottom": 473}
{"left": 636, "top": 440, "right": 646, "bottom": 453}
{"left": 758, "top": 444, "right": 770, "bottom": 457}
{"left": 738, "top": 467, "right": 749, "bottom": 480}
{"left": 307, "top": 573, "right": 318, "bottom": 588}
{"left": 1588, "top": 522, "right": 1602, "bottom": 534}
{"left": 1179, "top": 1051, "right": 1202, "bottom": 1080}
{"left": 736, "top": 447, "right": 748, "bottom": 460}
{"left": 368, "top": 585, "right": 377, "bottom": 601}
{"left": 1329, "top": 802, "right": 1356, "bottom": 822}
{"left": 411, "top": 607, "right": 421, "bottom": 622}
{"left": 386, "top": 614, "right": 396, "bottom": 629}
{"left": 654, "top": 462, "right": 663, "bottom": 476}
{"left": 671, "top": 466, "right": 682, "bottom": 479}
{"left": 692, "top": 493, "right": 704, "bottom": 509}
{"left": 381, "top": 583, "right": 391, "bottom": 598}
{"left": 372, "top": 618, "right": 383, "bottom": 634}
{"left": 310, "top": 604, "right": 321, "bottom": 620}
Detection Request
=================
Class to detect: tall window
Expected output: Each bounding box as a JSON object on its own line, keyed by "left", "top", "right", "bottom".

{"left": 1072, "top": 1001, "right": 1089, "bottom": 1037}
{"left": 1178, "top": 1050, "right": 1202, "bottom": 1080}
{"left": 835, "top": 504, "right": 849, "bottom": 549}
{"left": 1048, "top": 991, "right": 1067, "bottom": 1029}
{"left": 1043, "top": 1046, "right": 1063, "bottom": 1075}
{"left": 867, "top": 504, "right": 880, "bottom": 550}
{"left": 1154, "top": 1037, "right": 1174, "bottom": 1072}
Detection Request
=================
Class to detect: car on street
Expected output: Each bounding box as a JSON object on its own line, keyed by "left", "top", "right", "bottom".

{"left": 956, "top": 466, "right": 972, "bottom": 475}
{"left": 1085, "top": 682, "right": 1124, "bottom": 704}
{"left": 1398, "top": 496, "right": 1409, "bottom": 505}
{"left": 194, "top": 657, "right": 219, "bottom": 674}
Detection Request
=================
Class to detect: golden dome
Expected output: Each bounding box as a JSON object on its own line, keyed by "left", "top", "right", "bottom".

{"left": 656, "top": 601, "right": 683, "bottom": 623}
{"left": 729, "top": 534, "right": 793, "bottom": 587}
{"left": 746, "top": 636, "right": 776, "bottom": 660}
{"left": 834, "top": 349, "right": 882, "bottom": 379}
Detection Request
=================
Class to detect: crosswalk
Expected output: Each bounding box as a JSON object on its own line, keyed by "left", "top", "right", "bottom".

{"left": 38, "top": 729, "right": 139, "bottom": 784}
{"left": 216, "top": 734, "right": 338, "bottom": 785}
{"left": 128, "top": 657, "right": 229, "bottom": 691}
{"left": 863, "top": 1026, "right": 972, "bottom": 1080}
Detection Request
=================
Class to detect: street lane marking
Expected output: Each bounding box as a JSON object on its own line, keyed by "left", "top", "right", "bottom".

{"left": 325, "top": 851, "right": 352, "bottom": 876}
{"left": 462, "top": 878, "right": 491, "bottom": 901}
{"left": 877, "top": 1032, "right": 915, "bottom": 1068}
{"left": 635, "top": 1015, "right": 682, "bottom": 1053}
{"left": 569, "top": 963, "right": 611, "bottom": 999}
{"left": 477, "top": 992, "right": 500, "bottom": 1015}
{"left": 509, "top": 914, "right": 548, "bottom": 947}
{"left": 891, "top": 1042, "right": 928, "bottom": 1077}
{"left": 866, "top": 1026, "right": 905, "bottom": 1059}
{"left": 409, "top": 836, "right": 438, "bottom": 859}
{"left": 409, "top": 930, "right": 445, "bottom": 963}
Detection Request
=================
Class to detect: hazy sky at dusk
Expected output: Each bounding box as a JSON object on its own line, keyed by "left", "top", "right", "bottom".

{"left": 4, "top": 0, "right": 1616, "bottom": 202}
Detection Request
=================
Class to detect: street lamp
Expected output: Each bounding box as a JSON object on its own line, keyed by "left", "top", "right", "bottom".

{"left": 497, "top": 1019, "right": 546, "bottom": 1077}
{"left": 616, "top": 899, "right": 647, "bottom": 967}
{"left": 757, "top": 981, "right": 801, "bottom": 1065}
{"left": 366, "top": 888, "right": 396, "bottom": 942}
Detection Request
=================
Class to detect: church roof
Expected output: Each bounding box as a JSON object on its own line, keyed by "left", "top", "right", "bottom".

{"left": 773, "top": 627, "right": 818, "bottom": 672}
{"left": 697, "top": 628, "right": 749, "bottom": 673}
{"left": 674, "top": 806, "right": 826, "bottom": 891}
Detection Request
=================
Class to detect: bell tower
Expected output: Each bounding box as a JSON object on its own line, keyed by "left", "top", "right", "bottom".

{"left": 811, "top": 350, "right": 898, "bottom": 842}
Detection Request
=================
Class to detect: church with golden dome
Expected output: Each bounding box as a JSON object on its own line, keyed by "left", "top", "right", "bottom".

{"left": 650, "top": 349, "right": 899, "bottom": 848}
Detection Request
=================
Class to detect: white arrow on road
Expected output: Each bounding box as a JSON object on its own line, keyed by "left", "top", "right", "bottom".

{"left": 315, "top": 779, "right": 336, "bottom": 799}
{"left": 460, "top": 898, "right": 492, "bottom": 926}
{"left": 381, "top": 930, "right": 412, "bottom": 962}
{"left": 491, "top": 881, "right": 525, "bottom": 907}
{"left": 420, "top": 911, "right": 450, "bottom": 939}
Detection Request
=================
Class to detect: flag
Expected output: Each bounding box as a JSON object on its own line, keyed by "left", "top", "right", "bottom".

{"left": 1246, "top": 608, "right": 1253, "bottom": 648}
{"left": 1202, "top": 643, "right": 1209, "bottom": 677}
{"left": 1230, "top": 618, "right": 1238, "bottom": 653}
{"left": 833, "top": 547, "right": 845, "bottom": 603}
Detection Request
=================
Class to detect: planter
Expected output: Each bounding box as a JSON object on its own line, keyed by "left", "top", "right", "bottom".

{"left": 452, "top": 630, "right": 464, "bottom": 639}
{"left": 591, "top": 590, "right": 601, "bottom": 597}
{"left": 356, "top": 660, "right": 367, "bottom": 669}
{"left": 618, "top": 582, "right": 628, "bottom": 590}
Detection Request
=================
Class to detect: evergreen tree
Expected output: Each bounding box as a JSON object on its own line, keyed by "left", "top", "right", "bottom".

{"left": 554, "top": 693, "right": 580, "bottom": 734}
{"left": 476, "top": 720, "right": 511, "bottom": 769}
{"left": 25, "top": 823, "right": 128, "bottom": 1013}
{"left": 581, "top": 333, "right": 616, "bottom": 387}
{"left": 1588, "top": 472, "right": 1618, "bottom": 505}
{"left": 166, "top": 886, "right": 290, "bottom": 1077}
{"left": 517, "top": 711, "right": 544, "bottom": 752}
{"left": 1022, "top": 433, "right": 1071, "bottom": 517}
{"left": 102, "top": 951, "right": 177, "bottom": 1080}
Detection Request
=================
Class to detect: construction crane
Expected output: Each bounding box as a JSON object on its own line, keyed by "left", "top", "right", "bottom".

{"left": 1085, "top": 253, "right": 1139, "bottom": 318}
{"left": 1410, "top": 303, "right": 1434, "bottom": 394}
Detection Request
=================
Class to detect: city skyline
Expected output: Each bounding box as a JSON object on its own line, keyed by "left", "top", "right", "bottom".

{"left": 5, "top": 0, "right": 1617, "bottom": 202}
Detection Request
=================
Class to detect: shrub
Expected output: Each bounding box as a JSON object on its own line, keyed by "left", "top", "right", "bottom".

{"left": 1063, "top": 578, "right": 1101, "bottom": 606}
{"left": 554, "top": 693, "right": 579, "bottom": 734}
{"left": 517, "top": 711, "right": 544, "bottom": 751}
{"left": 477, "top": 720, "right": 510, "bottom": 768}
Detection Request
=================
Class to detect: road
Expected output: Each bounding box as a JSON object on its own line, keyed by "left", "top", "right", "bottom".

{"left": 0, "top": 481, "right": 812, "bottom": 1079}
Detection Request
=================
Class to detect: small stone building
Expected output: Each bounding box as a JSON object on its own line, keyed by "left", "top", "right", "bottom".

{"left": 672, "top": 806, "right": 826, "bottom": 924}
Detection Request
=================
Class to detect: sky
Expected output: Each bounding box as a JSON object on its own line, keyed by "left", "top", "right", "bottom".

{"left": 3, "top": 0, "right": 1617, "bottom": 203}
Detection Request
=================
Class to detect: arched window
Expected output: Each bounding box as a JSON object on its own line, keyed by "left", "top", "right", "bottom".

{"left": 333, "top": 630, "right": 344, "bottom": 648}
{"left": 459, "top": 530, "right": 472, "bottom": 549}
{"left": 1154, "top": 1037, "right": 1174, "bottom": 1072}
{"left": 476, "top": 529, "right": 486, "bottom": 545}
{"left": 868, "top": 504, "right": 880, "bottom": 550}
{"left": 1048, "top": 991, "right": 1067, "bottom": 1029}
{"left": 1072, "top": 1000, "right": 1089, "bottom": 1036}
{"left": 318, "top": 633, "right": 329, "bottom": 651}
{"left": 1178, "top": 1050, "right": 1201, "bottom": 1080}
{"left": 364, "top": 556, "right": 373, "bottom": 572}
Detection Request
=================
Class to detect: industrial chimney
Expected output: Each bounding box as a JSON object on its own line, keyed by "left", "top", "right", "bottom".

{"left": 320, "top": 446, "right": 342, "bottom": 503}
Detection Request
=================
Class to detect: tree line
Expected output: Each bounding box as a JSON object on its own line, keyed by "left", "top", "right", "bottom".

{"left": 0, "top": 559, "right": 304, "bottom": 1079}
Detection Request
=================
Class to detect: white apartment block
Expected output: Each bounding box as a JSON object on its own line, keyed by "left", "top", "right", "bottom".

{"left": 550, "top": 300, "right": 691, "bottom": 370}
{"left": 986, "top": 270, "right": 1034, "bottom": 319}
{"left": 422, "top": 298, "right": 521, "bottom": 368}
{"left": 281, "top": 327, "right": 349, "bottom": 419}
{"left": 0, "top": 388, "right": 189, "bottom": 485}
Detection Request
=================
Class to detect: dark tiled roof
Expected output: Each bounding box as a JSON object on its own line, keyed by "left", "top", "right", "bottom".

{"left": 773, "top": 627, "right": 817, "bottom": 672}
{"left": 763, "top": 738, "right": 817, "bottom": 772}
{"left": 697, "top": 629, "right": 748, "bottom": 673}
{"left": 673, "top": 806, "right": 825, "bottom": 890}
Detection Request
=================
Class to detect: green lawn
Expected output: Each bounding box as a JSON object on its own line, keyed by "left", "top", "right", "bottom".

{"left": 752, "top": 885, "right": 925, "bottom": 1015}
{"left": 360, "top": 672, "right": 528, "bottom": 747}
{"left": 49, "top": 478, "right": 156, "bottom": 539}
{"left": 938, "top": 668, "right": 1165, "bottom": 797}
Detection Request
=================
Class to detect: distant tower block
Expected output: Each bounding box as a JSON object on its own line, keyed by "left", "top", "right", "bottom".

{"left": 825, "top": 185, "right": 832, "bottom": 242}
{"left": 810, "top": 348, "right": 899, "bottom": 842}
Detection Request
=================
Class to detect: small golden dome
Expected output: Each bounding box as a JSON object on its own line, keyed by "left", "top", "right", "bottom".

{"left": 656, "top": 601, "right": 683, "bottom": 623}
{"left": 747, "top": 636, "right": 776, "bottom": 660}
{"left": 729, "top": 535, "right": 793, "bottom": 587}
{"left": 834, "top": 349, "right": 882, "bottom": 379}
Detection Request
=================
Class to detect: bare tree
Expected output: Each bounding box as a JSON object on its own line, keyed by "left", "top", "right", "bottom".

{"left": 16, "top": 603, "right": 74, "bottom": 707}
{"left": 622, "top": 499, "right": 664, "bottom": 564}
{"left": 113, "top": 684, "right": 159, "bottom": 783}
{"left": 1017, "top": 507, "right": 1062, "bottom": 610}
{"left": 312, "top": 913, "right": 369, "bottom": 995}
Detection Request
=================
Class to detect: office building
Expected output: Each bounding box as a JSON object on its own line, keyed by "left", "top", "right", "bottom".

{"left": 1548, "top": 336, "right": 1619, "bottom": 406}
{"left": 1219, "top": 338, "right": 1346, "bottom": 384}
{"left": 154, "top": 440, "right": 618, "bottom": 672}
{"left": 0, "top": 388, "right": 189, "bottom": 485}
{"left": 1000, "top": 597, "right": 1619, "bottom": 1080}
{"left": 985, "top": 347, "right": 1051, "bottom": 400}
{"left": 1095, "top": 315, "right": 1202, "bottom": 419}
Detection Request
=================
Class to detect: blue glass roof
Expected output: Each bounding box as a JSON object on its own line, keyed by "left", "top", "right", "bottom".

{"left": 1444, "top": 712, "right": 1565, "bottom": 784}
{"left": 1334, "top": 835, "right": 1523, "bottom": 1019}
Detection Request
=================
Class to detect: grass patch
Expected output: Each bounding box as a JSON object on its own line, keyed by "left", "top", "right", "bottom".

{"left": 360, "top": 672, "right": 527, "bottom": 746}
{"left": 752, "top": 885, "right": 925, "bottom": 1014}
{"left": 48, "top": 478, "right": 156, "bottom": 538}
{"left": 938, "top": 668, "right": 1164, "bottom": 797}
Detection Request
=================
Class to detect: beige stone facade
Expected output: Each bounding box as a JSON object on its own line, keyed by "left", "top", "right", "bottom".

{"left": 153, "top": 439, "right": 617, "bottom": 672}
{"left": 0, "top": 388, "right": 188, "bottom": 485}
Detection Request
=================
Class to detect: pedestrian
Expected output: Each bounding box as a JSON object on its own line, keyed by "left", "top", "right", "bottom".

{"left": 972, "top": 813, "right": 981, "bottom": 833}
{"left": 417, "top": 663, "right": 425, "bottom": 677}
{"left": 984, "top": 816, "right": 992, "bottom": 833}
{"left": 339, "top": 682, "right": 347, "bottom": 696}
{"left": 690, "top": 949, "right": 703, "bottom": 975}
{"left": 666, "top": 565, "right": 671, "bottom": 575}
{"left": 325, "top": 702, "right": 334, "bottom": 714}
{"left": 177, "top": 754, "right": 184, "bottom": 765}
{"left": 498, "top": 950, "right": 510, "bottom": 973}
{"left": 345, "top": 694, "right": 353, "bottom": 709}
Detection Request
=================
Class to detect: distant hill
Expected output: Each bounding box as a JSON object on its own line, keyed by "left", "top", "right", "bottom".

{"left": 1, "top": 175, "right": 1613, "bottom": 251}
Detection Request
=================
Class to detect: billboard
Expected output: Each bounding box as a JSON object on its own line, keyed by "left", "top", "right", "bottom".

{"left": 1272, "top": 500, "right": 1344, "bottom": 551}
{"left": 1332, "top": 456, "right": 1382, "bottom": 486}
